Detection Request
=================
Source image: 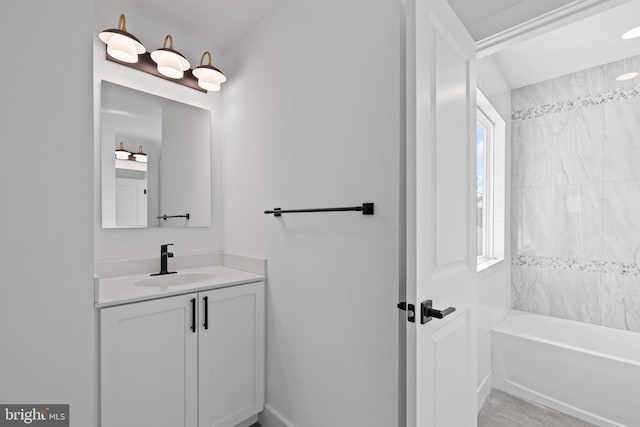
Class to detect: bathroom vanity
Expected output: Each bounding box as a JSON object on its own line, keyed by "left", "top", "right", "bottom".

{"left": 96, "top": 265, "right": 265, "bottom": 427}
{"left": 95, "top": 74, "right": 264, "bottom": 427}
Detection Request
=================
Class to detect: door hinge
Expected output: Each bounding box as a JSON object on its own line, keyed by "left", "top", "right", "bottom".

{"left": 397, "top": 301, "right": 415, "bottom": 323}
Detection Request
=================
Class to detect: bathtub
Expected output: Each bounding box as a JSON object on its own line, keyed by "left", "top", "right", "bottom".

{"left": 493, "top": 310, "right": 640, "bottom": 427}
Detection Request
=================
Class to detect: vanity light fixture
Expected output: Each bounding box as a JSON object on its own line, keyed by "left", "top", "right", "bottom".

{"left": 151, "top": 35, "right": 191, "bottom": 79}
{"left": 115, "top": 142, "right": 131, "bottom": 160}
{"left": 100, "top": 19, "right": 225, "bottom": 92}
{"left": 622, "top": 26, "right": 640, "bottom": 40}
{"left": 192, "top": 51, "right": 226, "bottom": 92}
{"left": 133, "top": 145, "right": 148, "bottom": 163}
{"left": 616, "top": 71, "right": 639, "bottom": 81}
{"left": 99, "top": 14, "right": 146, "bottom": 63}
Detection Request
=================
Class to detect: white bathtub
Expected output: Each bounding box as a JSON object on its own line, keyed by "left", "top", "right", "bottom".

{"left": 493, "top": 310, "right": 640, "bottom": 427}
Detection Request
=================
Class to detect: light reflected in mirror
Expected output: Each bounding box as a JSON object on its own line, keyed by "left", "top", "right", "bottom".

{"left": 101, "top": 81, "right": 211, "bottom": 228}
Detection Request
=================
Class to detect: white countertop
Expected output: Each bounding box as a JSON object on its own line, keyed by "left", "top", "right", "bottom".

{"left": 95, "top": 265, "right": 266, "bottom": 308}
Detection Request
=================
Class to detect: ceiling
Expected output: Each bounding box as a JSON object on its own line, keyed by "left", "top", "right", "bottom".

{"left": 98, "top": 0, "right": 581, "bottom": 53}
{"left": 95, "top": 0, "right": 640, "bottom": 89}
{"left": 96, "top": 0, "right": 283, "bottom": 51}
{"left": 491, "top": 0, "right": 640, "bottom": 88}
{"left": 448, "top": 0, "right": 575, "bottom": 41}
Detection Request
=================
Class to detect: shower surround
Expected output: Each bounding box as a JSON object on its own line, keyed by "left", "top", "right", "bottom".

{"left": 511, "top": 55, "right": 640, "bottom": 332}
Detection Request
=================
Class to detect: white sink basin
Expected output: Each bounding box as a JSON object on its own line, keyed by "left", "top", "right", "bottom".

{"left": 135, "top": 272, "right": 216, "bottom": 288}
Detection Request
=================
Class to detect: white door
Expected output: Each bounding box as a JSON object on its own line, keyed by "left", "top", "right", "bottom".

{"left": 115, "top": 176, "right": 147, "bottom": 227}
{"left": 198, "top": 282, "right": 265, "bottom": 427}
{"left": 405, "top": 0, "right": 477, "bottom": 426}
{"left": 100, "top": 294, "right": 198, "bottom": 427}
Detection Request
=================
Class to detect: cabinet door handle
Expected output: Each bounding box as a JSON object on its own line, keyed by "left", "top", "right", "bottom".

{"left": 203, "top": 296, "right": 209, "bottom": 330}
{"left": 190, "top": 298, "right": 196, "bottom": 333}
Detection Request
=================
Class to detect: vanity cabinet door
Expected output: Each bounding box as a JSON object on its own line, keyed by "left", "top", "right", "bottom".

{"left": 101, "top": 294, "right": 198, "bottom": 427}
{"left": 198, "top": 282, "right": 265, "bottom": 427}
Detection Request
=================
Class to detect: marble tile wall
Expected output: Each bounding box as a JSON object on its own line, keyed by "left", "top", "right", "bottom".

{"left": 511, "top": 55, "right": 640, "bottom": 333}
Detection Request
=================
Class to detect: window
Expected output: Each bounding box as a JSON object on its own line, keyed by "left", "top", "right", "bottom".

{"left": 477, "top": 111, "right": 491, "bottom": 261}
{"left": 477, "top": 89, "right": 506, "bottom": 271}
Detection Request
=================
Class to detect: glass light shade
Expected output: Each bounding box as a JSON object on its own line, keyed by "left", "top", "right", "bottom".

{"left": 192, "top": 51, "right": 226, "bottom": 92}
{"left": 133, "top": 146, "right": 147, "bottom": 162}
{"left": 152, "top": 50, "right": 189, "bottom": 78}
{"left": 105, "top": 33, "right": 140, "bottom": 63}
{"left": 198, "top": 78, "right": 221, "bottom": 92}
{"left": 133, "top": 153, "right": 148, "bottom": 162}
{"left": 192, "top": 68, "right": 225, "bottom": 91}
{"left": 99, "top": 16, "right": 145, "bottom": 64}
{"left": 616, "top": 71, "right": 639, "bottom": 81}
{"left": 622, "top": 26, "right": 640, "bottom": 40}
{"left": 133, "top": 145, "right": 147, "bottom": 163}
{"left": 115, "top": 143, "right": 131, "bottom": 159}
{"left": 151, "top": 36, "right": 190, "bottom": 79}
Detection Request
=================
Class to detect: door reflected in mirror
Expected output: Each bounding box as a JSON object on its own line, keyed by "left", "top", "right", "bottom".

{"left": 100, "top": 81, "right": 211, "bottom": 228}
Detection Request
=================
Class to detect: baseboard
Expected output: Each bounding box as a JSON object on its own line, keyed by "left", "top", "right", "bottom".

{"left": 236, "top": 415, "right": 258, "bottom": 427}
{"left": 258, "top": 404, "right": 296, "bottom": 427}
{"left": 477, "top": 371, "right": 492, "bottom": 411}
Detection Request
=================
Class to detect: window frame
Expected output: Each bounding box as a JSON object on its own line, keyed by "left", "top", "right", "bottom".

{"left": 476, "top": 88, "right": 506, "bottom": 272}
{"left": 476, "top": 107, "right": 495, "bottom": 266}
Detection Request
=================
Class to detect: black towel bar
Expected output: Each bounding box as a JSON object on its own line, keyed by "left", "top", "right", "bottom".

{"left": 157, "top": 213, "right": 191, "bottom": 221}
{"left": 264, "top": 203, "right": 374, "bottom": 217}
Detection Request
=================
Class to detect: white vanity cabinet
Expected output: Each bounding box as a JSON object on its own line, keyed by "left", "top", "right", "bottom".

{"left": 100, "top": 281, "right": 265, "bottom": 427}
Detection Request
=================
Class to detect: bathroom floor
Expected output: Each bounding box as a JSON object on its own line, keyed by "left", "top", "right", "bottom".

{"left": 478, "top": 390, "right": 597, "bottom": 427}
{"left": 253, "top": 390, "right": 596, "bottom": 427}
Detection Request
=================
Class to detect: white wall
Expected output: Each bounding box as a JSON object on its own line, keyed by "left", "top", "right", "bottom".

{"left": 476, "top": 55, "right": 512, "bottom": 409}
{"left": 93, "top": 7, "right": 225, "bottom": 262}
{"left": 222, "top": 0, "right": 402, "bottom": 426}
{"left": 0, "top": 1, "right": 96, "bottom": 426}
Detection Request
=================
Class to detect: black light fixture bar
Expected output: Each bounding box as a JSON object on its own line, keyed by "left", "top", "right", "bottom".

{"left": 106, "top": 50, "right": 206, "bottom": 93}
{"left": 264, "top": 203, "right": 374, "bottom": 217}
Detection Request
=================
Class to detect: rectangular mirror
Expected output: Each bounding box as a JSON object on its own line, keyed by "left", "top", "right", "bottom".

{"left": 100, "top": 81, "right": 211, "bottom": 228}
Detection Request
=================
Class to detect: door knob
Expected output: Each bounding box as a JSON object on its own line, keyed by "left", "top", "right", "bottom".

{"left": 420, "top": 300, "right": 456, "bottom": 324}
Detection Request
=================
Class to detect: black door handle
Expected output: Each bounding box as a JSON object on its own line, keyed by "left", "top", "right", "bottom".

{"left": 190, "top": 298, "right": 196, "bottom": 333}
{"left": 203, "top": 296, "right": 209, "bottom": 330}
{"left": 420, "top": 300, "right": 456, "bottom": 324}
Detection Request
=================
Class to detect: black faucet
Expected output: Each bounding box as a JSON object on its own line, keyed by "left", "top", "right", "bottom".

{"left": 151, "top": 244, "right": 177, "bottom": 276}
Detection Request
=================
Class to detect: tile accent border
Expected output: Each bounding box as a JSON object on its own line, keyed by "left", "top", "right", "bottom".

{"left": 512, "top": 255, "right": 640, "bottom": 276}
{"left": 512, "top": 84, "right": 640, "bottom": 121}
